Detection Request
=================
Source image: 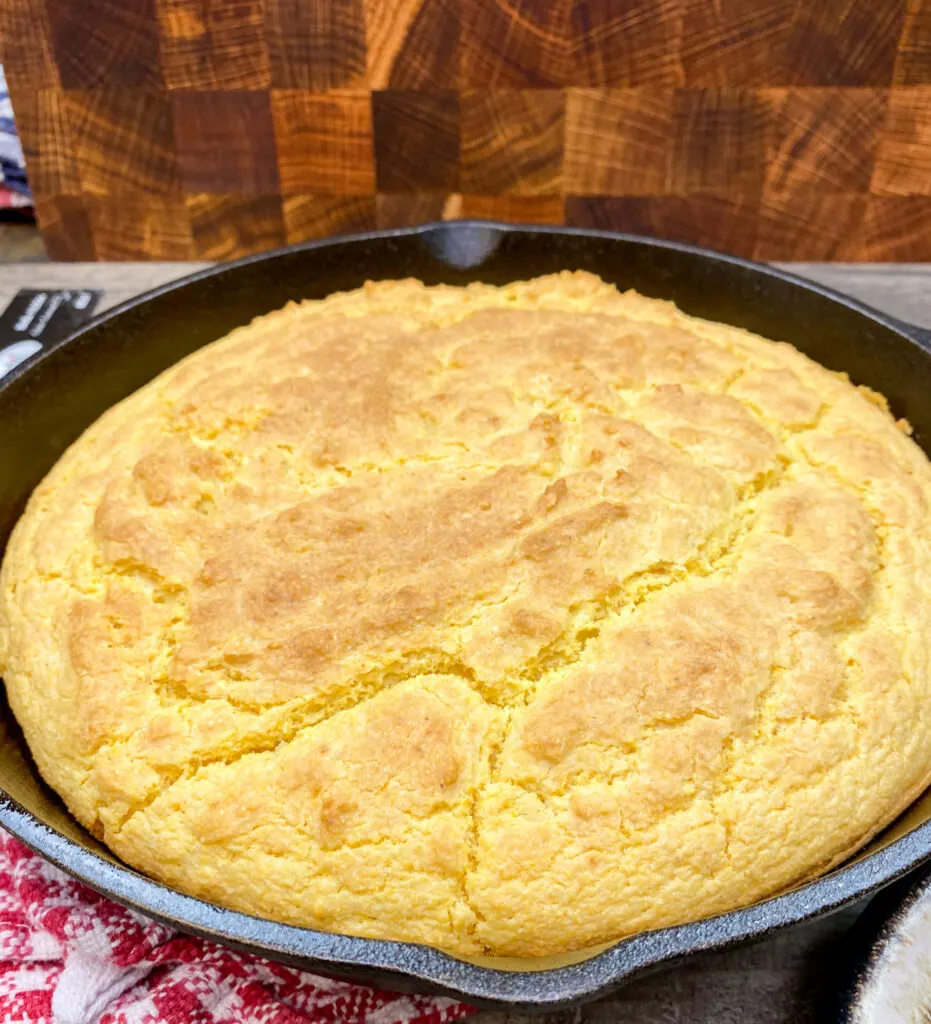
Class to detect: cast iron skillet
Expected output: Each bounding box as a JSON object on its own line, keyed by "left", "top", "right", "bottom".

{"left": 3, "top": 222, "right": 931, "bottom": 1011}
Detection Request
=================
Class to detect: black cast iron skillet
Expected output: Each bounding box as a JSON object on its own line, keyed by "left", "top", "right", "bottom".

{"left": 3, "top": 221, "right": 931, "bottom": 1011}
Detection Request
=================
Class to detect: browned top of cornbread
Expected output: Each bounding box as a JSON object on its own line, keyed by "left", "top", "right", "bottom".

{"left": 2, "top": 272, "right": 931, "bottom": 958}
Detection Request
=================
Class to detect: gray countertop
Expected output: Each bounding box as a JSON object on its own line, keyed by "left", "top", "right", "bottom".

{"left": 2, "top": 260, "right": 930, "bottom": 1024}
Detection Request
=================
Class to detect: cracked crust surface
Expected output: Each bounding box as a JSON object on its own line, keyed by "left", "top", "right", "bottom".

{"left": 3, "top": 271, "right": 931, "bottom": 957}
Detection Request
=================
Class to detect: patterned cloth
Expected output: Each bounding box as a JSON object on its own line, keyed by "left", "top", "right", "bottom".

{"left": 0, "top": 64, "right": 32, "bottom": 209}
{"left": 0, "top": 832, "right": 474, "bottom": 1024}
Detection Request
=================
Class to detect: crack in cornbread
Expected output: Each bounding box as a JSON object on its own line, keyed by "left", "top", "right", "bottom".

{"left": 3, "top": 271, "right": 931, "bottom": 958}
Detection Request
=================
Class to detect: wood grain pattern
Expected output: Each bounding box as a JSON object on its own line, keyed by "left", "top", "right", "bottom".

{"left": 459, "top": 194, "right": 565, "bottom": 222}
{"left": 186, "top": 193, "right": 285, "bottom": 259}
{"left": 564, "top": 89, "right": 672, "bottom": 195}
{"left": 90, "top": 195, "right": 194, "bottom": 260}
{"left": 273, "top": 90, "right": 374, "bottom": 194}
{"left": 460, "top": 90, "right": 564, "bottom": 195}
{"left": 364, "top": 0, "right": 459, "bottom": 88}
{"left": 786, "top": 0, "right": 905, "bottom": 86}
{"left": 31, "top": 196, "right": 95, "bottom": 261}
{"left": 46, "top": 0, "right": 164, "bottom": 88}
{"left": 566, "top": 191, "right": 874, "bottom": 261}
{"left": 0, "top": 0, "right": 58, "bottom": 89}
{"left": 895, "top": 0, "right": 931, "bottom": 83}
{"left": 372, "top": 91, "right": 460, "bottom": 190}
{"left": 681, "top": 0, "right": 793, "bottom": 87}
{"left": 375, "top": 192, "right": 461, "bottom": 227}
{"left": 574, "top": 0, "right": 683, "bottom": 87}
{"left": 667, "top": 89, "right": 772, "bottom": 199}
{"left": 461, "top": 0, "right": 688, "bottom": 87}
{"left": 860, "top": 195, "right": 931, "bottom": 258}
{"left": 872, "top": 87, "right": 931, "bottom": 194}
{"left": 171, "top": 90, "right": 279, "bottom": 193}
{"left": 11, "top": 89, "right": 81, "bottom": 197}
{"left": 283, "top": 194, "right": 377, "bottom": 241}
{"left": 754, "top": 191, "right": 867, "bottom": 260}
{"left": 156, "top": 0, "right": 271, "bottom": 90}
{"left": 266, "top": 0, "right": 367, "bottom": 89}
{"left": 10, "top": 0, "right": 931, "bottom": 259}
{"left": 765, "top": 89, "right": 887, "bottom": 194}
{"left": 566, "top": 194, "right": 762, "bottom": 257}
{"left": 33, "top": 194, "right": 195, "bottom": 261}
{"left": 682, "top": 0, "right": 905, "bottom": 88}
{"left": 460, "top": 1, "right": 574, "bottom": 88}
{"left": 66, "top": 90, "right": 181, "bottom": 197}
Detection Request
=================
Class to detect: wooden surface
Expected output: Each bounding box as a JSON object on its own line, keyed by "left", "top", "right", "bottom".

{"left": 5, "top": 0, "right": 931, "bottom": 260}
{"left": 0, "top": 260, "right": 930, "bottom": 1021}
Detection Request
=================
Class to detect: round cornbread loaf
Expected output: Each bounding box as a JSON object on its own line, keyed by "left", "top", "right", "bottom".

{"left": 2, "top": 272, "right": 931, "bottom": 959}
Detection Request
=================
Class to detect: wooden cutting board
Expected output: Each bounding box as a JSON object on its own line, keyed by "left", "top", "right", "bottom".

{"left": 3, "top": 0, "right": 931, "bottom": 261}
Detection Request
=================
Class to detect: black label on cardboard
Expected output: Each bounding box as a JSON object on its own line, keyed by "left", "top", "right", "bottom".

{"left": 0, "top": 288, "right": 103, "bottom": 379}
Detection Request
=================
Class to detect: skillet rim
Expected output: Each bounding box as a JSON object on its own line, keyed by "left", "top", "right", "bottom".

{"left": 4, "top": 221, "right": 930, "bottom": 388}
{"left": 2, "top": 220, "right": 931, "bottom": 1010}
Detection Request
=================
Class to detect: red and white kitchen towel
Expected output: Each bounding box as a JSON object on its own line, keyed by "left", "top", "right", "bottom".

{"left": 0, "top": 831, "right": 475, "bottom": 1024}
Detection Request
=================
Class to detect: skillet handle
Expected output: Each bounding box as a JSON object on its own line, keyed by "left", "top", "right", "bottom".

{"left": 883, "top": 314, "right": 931, "bottom": 352}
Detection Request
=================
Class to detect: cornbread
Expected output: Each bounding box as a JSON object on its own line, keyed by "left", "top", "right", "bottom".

{"left": 2, "top": 271, "right": 931, "bottom": 959}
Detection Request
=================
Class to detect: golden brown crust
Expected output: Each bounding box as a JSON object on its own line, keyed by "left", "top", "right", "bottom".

{"left": 3, "top": 271, "right": 931, "bottom": 957}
